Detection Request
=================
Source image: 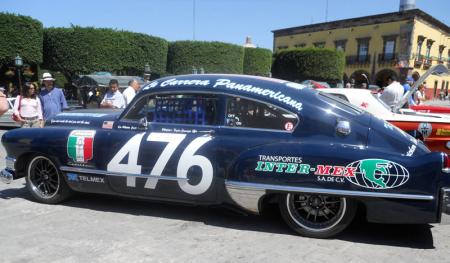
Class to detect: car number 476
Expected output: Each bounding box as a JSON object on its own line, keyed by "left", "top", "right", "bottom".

{"left": 107, "top": 132, "right": 213, "bottom": 195}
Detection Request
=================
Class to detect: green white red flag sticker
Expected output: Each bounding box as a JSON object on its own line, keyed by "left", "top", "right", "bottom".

{"left": 67, "top": 130, "right": 96, "bottom": 163}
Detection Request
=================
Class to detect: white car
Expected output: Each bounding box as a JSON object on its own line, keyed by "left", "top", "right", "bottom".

{"left": 320, "top": 88, "right": 450, "bottom": 153}
{"left": 0, "top": 98, "right": 20, "bottom": 127}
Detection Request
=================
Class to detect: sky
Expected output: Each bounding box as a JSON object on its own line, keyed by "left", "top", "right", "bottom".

{"left": 1, "top": 0, "right": 450, "bottom": 50}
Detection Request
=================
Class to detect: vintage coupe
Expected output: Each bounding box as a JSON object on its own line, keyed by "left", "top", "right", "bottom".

{"left": 321, "top": 88, "right": 450, "bottom": 153}
{"left": 1, "top": 74, "right": 450, "bottom": 238}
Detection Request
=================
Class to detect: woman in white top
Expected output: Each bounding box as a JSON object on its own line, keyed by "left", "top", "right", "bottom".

{"left": 13, "top": 83, "right": 44, "bottom": 128}
{"left": 414, "top": 84, "right": 426, "bottom": 105}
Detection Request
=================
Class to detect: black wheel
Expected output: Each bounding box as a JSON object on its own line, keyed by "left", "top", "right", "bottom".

{"left": 25, "top": 156, "right": 72, "bottom": 204}
{"left": 279, "top": 193, "right": 356, "bottom": 238}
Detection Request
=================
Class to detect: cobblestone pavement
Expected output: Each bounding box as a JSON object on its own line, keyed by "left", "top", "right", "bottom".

{"left": 1, "top": 128, "right": 450, "bottom": 263}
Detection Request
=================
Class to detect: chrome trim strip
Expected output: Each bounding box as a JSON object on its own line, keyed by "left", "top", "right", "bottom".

{"left": 225, "top": 184, "right": 266, "bottom": 214}
{"left": 5, "top": 156, "right": 16, "bottom": 172}
{"left": 60, "top": 166, "right": 188, "bottom": 182}
{"left": 440, "top": 188, "right": 450, "bottom": 225}
{"left": 225, "top": 181, "right": 434, "bottom": 201}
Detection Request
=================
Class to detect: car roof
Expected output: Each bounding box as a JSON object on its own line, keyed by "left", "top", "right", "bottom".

{"left": 141, "top": 74, "right": 311, "bottom": 112}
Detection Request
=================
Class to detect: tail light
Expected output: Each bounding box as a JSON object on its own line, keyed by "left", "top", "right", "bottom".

{"left": 442, "top": 153, "right": 450, "bottom": 173}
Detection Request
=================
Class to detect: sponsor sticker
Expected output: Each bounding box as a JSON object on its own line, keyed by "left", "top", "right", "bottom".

{"left": 284, "top": 122, "right": 294, "bottom": 131}
{"left": 66, "top": 173, "right": 104, "bottom": 183}
{"left": 418, "top": 123, "right": 432, "bottom": 138}
{"left": 437, "top": 128, "right": 450, "bottom": 136}
{"left": 67, "top": 130, "right": 96, "bottom": 163}
{"left": 254, "top": 155, "right": 409, "bottom": 189}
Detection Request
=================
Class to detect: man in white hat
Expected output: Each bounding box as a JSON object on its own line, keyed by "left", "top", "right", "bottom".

{"left": 40, "top": 72, "right": 68, "bottom": 120}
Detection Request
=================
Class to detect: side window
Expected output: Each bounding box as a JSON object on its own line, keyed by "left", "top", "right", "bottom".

{"left": 153, "top": 94, "right": 218, "bottom": 125}
{"left": 122, "top": 95, "right": 155, "bottom": 121}
{"left": 226, "top": 96, "right": 298, "bottom": 131}
{"left": 328, "top": 93, "right": 349, "bottom": 102}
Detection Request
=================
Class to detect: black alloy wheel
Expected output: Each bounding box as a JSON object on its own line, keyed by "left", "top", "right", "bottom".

{"left": 26, "top": 156, "right": 72, "bottom": 204}
{"left": 279, "top": 193, "right": 356, "bottom": 238}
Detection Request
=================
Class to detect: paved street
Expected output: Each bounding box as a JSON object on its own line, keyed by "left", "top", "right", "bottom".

{"left": 0, "top": 129, "right": 450, "bottom": 263}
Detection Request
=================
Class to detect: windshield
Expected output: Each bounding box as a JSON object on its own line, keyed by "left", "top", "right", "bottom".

{"left": 371, "top": 93, "right": 392, "bottom": 112}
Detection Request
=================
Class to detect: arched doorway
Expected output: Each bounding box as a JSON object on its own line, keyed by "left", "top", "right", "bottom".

{"left": 375, "top": 69, "right": 398, "bottom": 88}
{"left": 349, "top": 70, "right": 370, "bottom": 88}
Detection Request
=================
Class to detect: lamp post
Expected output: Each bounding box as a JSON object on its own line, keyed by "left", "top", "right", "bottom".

{"left": 144, "top": 63, "right": 151, "bottom": 82}
{"left": 14, "top": 55, "right": 23, "bottom": 93}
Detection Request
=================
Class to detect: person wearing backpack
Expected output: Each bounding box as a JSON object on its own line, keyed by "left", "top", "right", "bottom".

{"left": 12, "top": 83, "right": 44, "bottom": 128}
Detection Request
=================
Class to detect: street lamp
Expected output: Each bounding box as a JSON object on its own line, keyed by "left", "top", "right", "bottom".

{"left": 192, "top": 66, "right": 197, "bottom": 74}
{"left": 14, "top": 55, "right": 23, "bottom": 93}
{"left": 144, "top": 63, "right": 151, "bottom": 82}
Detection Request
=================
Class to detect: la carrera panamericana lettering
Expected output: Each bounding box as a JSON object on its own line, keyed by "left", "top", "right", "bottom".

{"left": 107, "top": 132, "right": 214, "bottom": 195}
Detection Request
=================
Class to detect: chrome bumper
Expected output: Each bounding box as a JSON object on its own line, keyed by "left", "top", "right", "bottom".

{"left": 441, "top": 188, "right": 450, "bottom": 224}
{"left": 0, "top": 169, "right": 14, "bottom": 184}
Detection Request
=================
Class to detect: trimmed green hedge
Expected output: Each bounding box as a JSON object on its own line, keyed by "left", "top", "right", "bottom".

{"left": 43, "top": 26, "right": 168, "bottom": 80}
{"left": 167, "top": 41, "right": 244, "bottom": 74}
{"left": 243, "top": 47, "right": 272, "bottom": 76}
{"left": 272, "top": 48, "right": 345, "bottom": 81}
{"left": 0, "top": 13, "right": 43, "bottom": 65}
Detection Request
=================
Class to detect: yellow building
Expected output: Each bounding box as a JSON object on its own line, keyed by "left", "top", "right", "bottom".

{"left": 272, "top": 9, "right": 450, "bottom": 98}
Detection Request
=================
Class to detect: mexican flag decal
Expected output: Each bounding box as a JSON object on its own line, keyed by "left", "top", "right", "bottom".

{"left": 67, "top": 130, "right": 96, "bottom": 163}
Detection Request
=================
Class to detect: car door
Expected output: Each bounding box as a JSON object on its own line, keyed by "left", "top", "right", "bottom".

{"left": 104, "top": 92, "right": 222, "bottom": 204}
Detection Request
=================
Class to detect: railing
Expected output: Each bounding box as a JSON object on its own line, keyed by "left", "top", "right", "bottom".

{"left": 378, "top": 53, "right": 397, "bottom": 63}
{"left": 423, "top": 58, "right": 432, "bottom": 68}
{"left": 346, "top": 55, "right": 371, "bottom": 65}
{"left": 414, "top": 54, "right": 425, "bottom": 67}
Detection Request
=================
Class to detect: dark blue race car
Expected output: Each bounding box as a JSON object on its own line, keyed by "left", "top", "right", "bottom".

{"left": 2, "top": 74, "right": 450, "bottom": 238}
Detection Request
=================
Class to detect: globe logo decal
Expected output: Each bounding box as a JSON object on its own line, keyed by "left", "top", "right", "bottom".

{"left": 344, "top": 159, "right": 409, "bottom": 189}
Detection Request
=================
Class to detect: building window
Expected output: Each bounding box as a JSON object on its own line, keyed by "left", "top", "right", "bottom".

{"left": 313, "top": 42, "right": 325, "bottom": 48}
{"left": 382, "top": 35, "right": 397, "bottom": 61}
{"left": 334, "top": 40, "right": 347, "bottom": 52}
{"left": 294, "top": 43, "right": 306, "bottom": 48}
{"left": 277, "top": 45, "right": 288, "bottom": 50}
{"left": 357, "top": 38, "right": 370, "bottom": 62}
{"left": 439, "top": 45, "right": 446, "bottom": 63}
{"left": 424, "top": 39, "right": 435, "bottom": 68}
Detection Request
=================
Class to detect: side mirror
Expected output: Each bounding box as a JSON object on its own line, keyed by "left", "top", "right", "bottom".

{"left": 336, "top": 120, "right": 351, "bottom": 136}
{"left": 138, "top": 117, "right": 148, "bottom": 130}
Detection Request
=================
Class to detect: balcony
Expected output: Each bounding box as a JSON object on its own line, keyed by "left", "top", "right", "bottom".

{"left": 414, "top": 55, "right": 425, "bottom": 67}
{"left": 346, "top": 55, "right": 371, "bottom": 65}
{"left": 423, "top": 58, "right": 432, "bottom": 69}
{"left": 378, "top": 53, "right": 397, "bottom": 64}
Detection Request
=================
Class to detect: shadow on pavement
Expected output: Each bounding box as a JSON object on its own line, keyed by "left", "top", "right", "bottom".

{"left": 0, "top": 186, "right": 435, "bottom": 249}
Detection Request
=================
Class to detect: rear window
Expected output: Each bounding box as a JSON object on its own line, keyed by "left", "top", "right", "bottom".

{"left": 319, "top": 92, "right": 363, "bottom": 115}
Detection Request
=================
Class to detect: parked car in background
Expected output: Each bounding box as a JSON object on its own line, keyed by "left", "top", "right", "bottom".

{"left": 2, "top": 74, "right": 450, "bottom": 239}
{"left": 321, "top": 88, "right": 450, "bottom": 153}
{"left": 0, "top": 98, "right": 20, "bottom": 127}
{"left": 301, "top": 80, "right": 330, "bottom": 89}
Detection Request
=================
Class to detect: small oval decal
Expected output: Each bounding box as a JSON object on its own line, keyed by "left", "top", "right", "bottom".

{"left": 345, "top": 159, "right": 409, "bottom": 189}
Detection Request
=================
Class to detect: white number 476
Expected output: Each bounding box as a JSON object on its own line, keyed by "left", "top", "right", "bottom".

{"left": 107, "top": 132, "right": 213, "bottom": 195}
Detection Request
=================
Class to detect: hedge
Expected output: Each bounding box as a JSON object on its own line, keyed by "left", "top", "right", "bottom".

{"left": 0, "top": 13, "right": 43, "bottom": 65}
{"left": 272, "top": 48, "right": 345, "bottom": 81}
{"left": 243, "top": 47, "right": 272, "bottom": 76}
{"left": 167, "top": 41, "right": 244, "bottom": 74}
{"left": 43, "top": 26, "right": 168, "bottom": 80}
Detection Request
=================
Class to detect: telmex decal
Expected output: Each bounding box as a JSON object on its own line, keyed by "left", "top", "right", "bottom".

{"left": 66, "top": 173, "right": 104, "bottom": 183}
{"left": 147, "top": 78, "right": 303, "bottom": 111}
{"left": 255, "top": 156, "right": 409, "bottom": 189}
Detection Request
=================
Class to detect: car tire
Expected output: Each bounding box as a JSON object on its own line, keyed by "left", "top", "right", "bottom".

{"left": 279, "top": 193, "right": 356, "bottom": 238}
{"left": 25, "top": 155, "right": 72, "bottom": 204}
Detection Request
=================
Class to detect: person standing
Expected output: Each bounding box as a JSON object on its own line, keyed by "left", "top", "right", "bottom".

{"left": 0, "top": 87, "right": 8, "bottom": 116}
{"left": 100, "top": 79, "right": 125, "bottom": 109}
{"left": 13, "top": 83, "right": 44, "bottom": 128}
{"left": 380, "top": 75, "right": 404, "bottom": 109}
{"left": 123, "top": 79, "right": 140, "bottom": 106}
{"left": 40, "top": 73, "right": 68, "bottom": 120}
{"left": 402, "top": 76, "right": 416, "bottom": 107}
{"left": 414, "top": 84, "right": 426, "bottom": 105}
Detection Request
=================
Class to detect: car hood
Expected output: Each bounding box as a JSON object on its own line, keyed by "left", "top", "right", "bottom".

{"left": 46, "top": 109, "right": 122, "bottom": 129}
